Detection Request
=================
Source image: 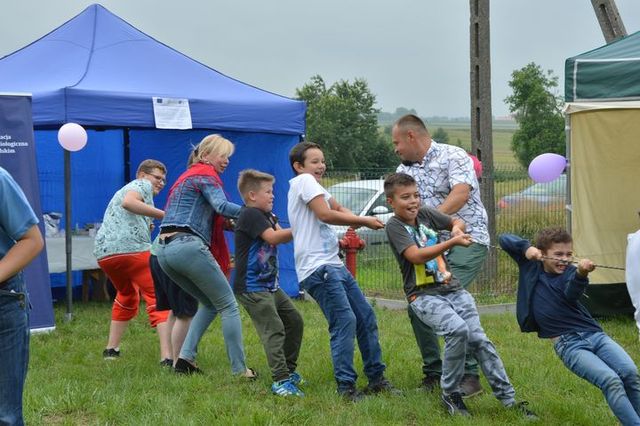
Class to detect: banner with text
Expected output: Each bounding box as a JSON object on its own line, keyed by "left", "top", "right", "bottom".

{"left": 0, "top": 94, "right": 55, "bottom": 331}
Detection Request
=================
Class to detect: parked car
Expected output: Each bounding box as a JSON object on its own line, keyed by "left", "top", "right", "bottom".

{"left": 326, "top": 179, "right": 392, "bottom": 246}
{"left": 497, "top": 174, "right": 567, "bottom": 211}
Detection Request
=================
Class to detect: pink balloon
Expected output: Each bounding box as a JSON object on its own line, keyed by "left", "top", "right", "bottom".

{"left": 58, "top": 123, "right": 87, "bottom": 151}
{"left": 528, "top": 153, "right": 566, "bottom": 183}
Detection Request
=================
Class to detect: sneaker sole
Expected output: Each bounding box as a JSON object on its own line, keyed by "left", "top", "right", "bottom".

{"left": 461, "top": 388, "right": 483, "bottom": 399}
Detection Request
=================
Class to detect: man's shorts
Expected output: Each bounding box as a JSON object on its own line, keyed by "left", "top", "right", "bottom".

{"left": 149, "top": 254, "right": 198, "bottom": 318}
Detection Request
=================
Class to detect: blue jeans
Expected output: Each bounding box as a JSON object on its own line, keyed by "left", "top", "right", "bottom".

{"left": 156, "top": 234, "right": 247, "bottom": 374}
{"left": 0, "top": 276, "right": 30, "bottom": 426}
{"left": 554, "top": 331, "right": 640, "bottom": 425}
{"left": 301, "top": 264, "right": 385, "bottom": 391}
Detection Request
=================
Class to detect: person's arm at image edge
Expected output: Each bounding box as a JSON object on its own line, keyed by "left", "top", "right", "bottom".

{"left": 0, "top": 224, "right": 44, "bottom": 283}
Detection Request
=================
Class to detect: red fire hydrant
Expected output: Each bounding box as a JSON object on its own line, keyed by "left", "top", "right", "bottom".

{"left": 339, "top": 227, "right": 366, "bottom": 276}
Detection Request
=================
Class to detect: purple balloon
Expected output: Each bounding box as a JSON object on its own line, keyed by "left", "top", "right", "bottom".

{"left": 528, "top": 153, "right": 567, "bottom": 183}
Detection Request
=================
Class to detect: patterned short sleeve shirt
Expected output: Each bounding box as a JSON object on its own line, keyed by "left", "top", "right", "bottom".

{"left": 397, "top": 140, "right": 490, "bottom": 245}
{"left": 93, "top": 179, "right": 154, "bottom": 259}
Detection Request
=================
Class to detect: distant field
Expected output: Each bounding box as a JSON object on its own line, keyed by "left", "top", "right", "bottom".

{"left": 426, "top": 121, "right": 520, "bottom": 168}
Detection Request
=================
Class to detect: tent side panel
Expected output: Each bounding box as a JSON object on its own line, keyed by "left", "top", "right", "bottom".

{"left": 570, "top": 109, "right": 640, "bottom": 286}
{"left": 35, "top": 129, "right": 126, "bottom": 228}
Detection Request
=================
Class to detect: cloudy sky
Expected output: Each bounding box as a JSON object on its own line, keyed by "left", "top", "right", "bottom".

{"left": 2, "top": 0, "right": 640, "bottom": 117}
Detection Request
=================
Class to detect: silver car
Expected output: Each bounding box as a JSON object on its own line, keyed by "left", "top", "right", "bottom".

{"left": 326, "top": 179, "right": 392, "bottom": 246}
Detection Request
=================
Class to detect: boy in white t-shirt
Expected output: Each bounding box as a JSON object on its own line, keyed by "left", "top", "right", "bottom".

{"left": 287, "top": 142, "right": 397, "bottom": 401}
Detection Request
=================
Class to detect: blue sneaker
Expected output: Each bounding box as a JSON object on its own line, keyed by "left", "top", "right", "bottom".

{"left": 271, "top": 379, "right": 304, "bottom": 397}
{"left": 289, "top": 371, "right": 305, "bottom": 386}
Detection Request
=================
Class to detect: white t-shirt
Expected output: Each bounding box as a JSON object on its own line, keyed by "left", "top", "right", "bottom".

{"left": 288, "top": 173, "right": 342, "bottom": 281}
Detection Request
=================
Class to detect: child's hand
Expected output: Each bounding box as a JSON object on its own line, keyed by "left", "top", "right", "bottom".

{"left": 450, "top": 226, "right": 465, "bottom": 238}
{"left": 223, "top": 218, "right": 236, "bottom": 231}
{"left": 525, "top": 247, "right": 542, "bottom": 261}
{"left": 452, "top": 233, "right": 472, "bottom": 247}
{"left": 577, "top": 259, "right": 596, "bottom": 277}
{"left": 363, "top": 216, "right": 384, "bottom": 230}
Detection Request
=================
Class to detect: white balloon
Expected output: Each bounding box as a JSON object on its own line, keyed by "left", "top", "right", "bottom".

{"left": 58, "top": 123, "right": 87, "bottom": 151}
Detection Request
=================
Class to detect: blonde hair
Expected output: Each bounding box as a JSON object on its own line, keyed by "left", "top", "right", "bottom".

{"left": 136, "top": 159, "right": 167, "bottom": 176}
{"left": 237, "top": 169, "right": 275, "bottom": 202}
{"left": 194, "top": 134, "right": 234, "bottom": 163}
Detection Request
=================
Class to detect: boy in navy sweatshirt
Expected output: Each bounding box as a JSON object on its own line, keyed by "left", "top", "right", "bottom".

{"left": 500, "top": 227, "right": 640, "bottom": 425}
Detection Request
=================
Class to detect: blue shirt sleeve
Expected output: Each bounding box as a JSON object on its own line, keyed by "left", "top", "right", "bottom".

{"left": 563, "top": 268, "right": 590, "bottom": 303}
{"left": 499, "top": 234, "right": 531, "bottom": 265}
{"left": 197, "top": 176, "right": 242, "bottom": 219}
{"left": 0, "top": 168, "right": 38, "bottom": 242}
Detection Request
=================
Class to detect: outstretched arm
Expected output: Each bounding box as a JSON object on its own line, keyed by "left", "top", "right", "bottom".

{"left": 499, "top": 234, "right": 532, "bottom": 264}
{"left": 308, "top": 195, "right": 384, "bottom": 230}
{"left": 122, "top": 190, "right": 164, "bottom": 220}
{"left": 261, "top": 228, "right": 293, "bottom": 245}
{"left": 403, "top": 233, "right": 472, "bottom": 265}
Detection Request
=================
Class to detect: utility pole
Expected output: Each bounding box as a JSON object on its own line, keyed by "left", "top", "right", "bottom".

{"left": 470, "top": 0, "right": 497, "bottom": 280}
{"left": 591, "top": 0, "right": 627, "bottom": 43}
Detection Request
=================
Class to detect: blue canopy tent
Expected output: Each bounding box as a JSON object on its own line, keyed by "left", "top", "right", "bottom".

{"left": 0, "top": 4, "right": 306, "bottom": 296}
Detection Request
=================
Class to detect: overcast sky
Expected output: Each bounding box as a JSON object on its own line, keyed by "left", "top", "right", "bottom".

{"left": 2, "top": 0, "right": 640, "bottom": 117}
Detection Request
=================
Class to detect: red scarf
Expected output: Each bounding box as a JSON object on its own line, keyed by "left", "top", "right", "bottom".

{"left": 167, "top": 162, "right": 231, "bottom": 276}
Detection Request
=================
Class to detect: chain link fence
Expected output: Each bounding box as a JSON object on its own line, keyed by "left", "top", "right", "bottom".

{"left": 321, "top": 166, "right": 567, "bottom": 304}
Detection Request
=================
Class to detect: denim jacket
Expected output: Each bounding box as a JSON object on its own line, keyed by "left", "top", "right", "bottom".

{"left": 499, "top": 233, "right": 590, "bottom": 333}
{"left": 160, "top": 175, "right": 241, "bottom": 246}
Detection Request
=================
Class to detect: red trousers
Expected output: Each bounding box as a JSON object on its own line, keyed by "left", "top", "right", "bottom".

{"left": 98, "top": 251, "right": 169, "bottom": 327}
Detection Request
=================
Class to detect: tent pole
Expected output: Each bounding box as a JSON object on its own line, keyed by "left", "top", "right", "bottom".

{"left": 124, "top": 128, "right": 131, "bottom": 182}
{"left": 64, "top": 149, "right": 73, "bottom": 322}
{"left": 565, "top": 114, "right": 572, "bottom": 235}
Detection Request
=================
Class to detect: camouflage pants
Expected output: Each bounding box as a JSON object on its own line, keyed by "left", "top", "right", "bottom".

{"left": 410, "top": 289, "right": 516, "bottom": 405}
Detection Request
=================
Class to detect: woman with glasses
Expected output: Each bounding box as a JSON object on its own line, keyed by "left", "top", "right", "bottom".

{"left": 94, "top": 159, "right": 171, "bottom": 363}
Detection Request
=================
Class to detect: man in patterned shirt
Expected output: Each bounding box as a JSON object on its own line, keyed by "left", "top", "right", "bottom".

{"left": 393, "top": 114, "right": 489, "bottom": 398}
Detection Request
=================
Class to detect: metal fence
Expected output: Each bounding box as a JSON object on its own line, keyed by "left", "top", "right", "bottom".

{"left": 321, "top": 166, "right": 567, "bottom": 304}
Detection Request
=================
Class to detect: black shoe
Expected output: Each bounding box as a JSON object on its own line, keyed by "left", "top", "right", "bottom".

{"left": 159, "top": 358, "right": 173, "bottom": 368}
{"left": 363, "top": 377, "right": 402, "bottom": 395}
{"left": 102, "top": 348, "right": 120, "bottom": 359}
{"left": 338, "top": 386, "right": 366, "bottom": 402}
{"left": 510, "top": 401, "right": 538, "bottom": 420}
{"left": 441, "top": 392, "right": 471, "bottom": 416}
{"left": 174, "top": 357, "right": 203, "bottom": 375}
{"left": 420, "top": 374, "right": 441, "bottom": 392}
{"left": 460, "top": 374, "right": 483, "bottom": 399}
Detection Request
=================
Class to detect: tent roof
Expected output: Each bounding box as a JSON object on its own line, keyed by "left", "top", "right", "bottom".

{"left": 565, "top": 30, "right": 640, "bottom": 103}
{"left": 0, "top": 4, "right": 305, "bottom": 134}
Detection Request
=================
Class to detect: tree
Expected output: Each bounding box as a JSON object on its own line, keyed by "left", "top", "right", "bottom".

{"left": 296, "top": 75, "right": 396, "bottom": 171}
{"left": 431, "top": 127, "right": 450, "bottom": 144}
{"left": 505, "top": 63, "right": 565, "bottom": 168}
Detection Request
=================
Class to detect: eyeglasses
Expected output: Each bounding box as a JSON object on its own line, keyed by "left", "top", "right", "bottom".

{"left": 148, "top": 173, "right": 166, "bottom": 184}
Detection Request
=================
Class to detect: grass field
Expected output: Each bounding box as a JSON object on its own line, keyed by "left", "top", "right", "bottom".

{"left": 427, "top": 122, "right": 520, "bottom": 168}
{"left": 25, "top": 301, "right": 634, "bottom": 425}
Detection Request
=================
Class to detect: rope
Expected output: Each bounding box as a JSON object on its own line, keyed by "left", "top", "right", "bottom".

{"left": 474, "top": 241, "right": 626, "bottom": 271}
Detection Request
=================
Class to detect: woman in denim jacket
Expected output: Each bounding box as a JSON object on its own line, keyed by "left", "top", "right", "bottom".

{"left": 156, "top": 134, "right": 256, "bottom": 379}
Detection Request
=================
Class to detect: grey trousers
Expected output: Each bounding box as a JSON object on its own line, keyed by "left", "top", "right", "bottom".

{"left": 410, "top": 289, "right": 516, "bottom": 405}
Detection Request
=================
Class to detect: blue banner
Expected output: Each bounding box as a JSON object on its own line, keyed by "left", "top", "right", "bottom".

{"left": 0, "top": 94, "right": 55, "bottom": 331}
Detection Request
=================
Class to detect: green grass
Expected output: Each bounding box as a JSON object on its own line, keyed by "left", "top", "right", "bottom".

{"left": 26, "top": 301, "right": 636, "bottom": 425}
{"left": 426, "top": 123, "right": 520, "bottom": 168}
